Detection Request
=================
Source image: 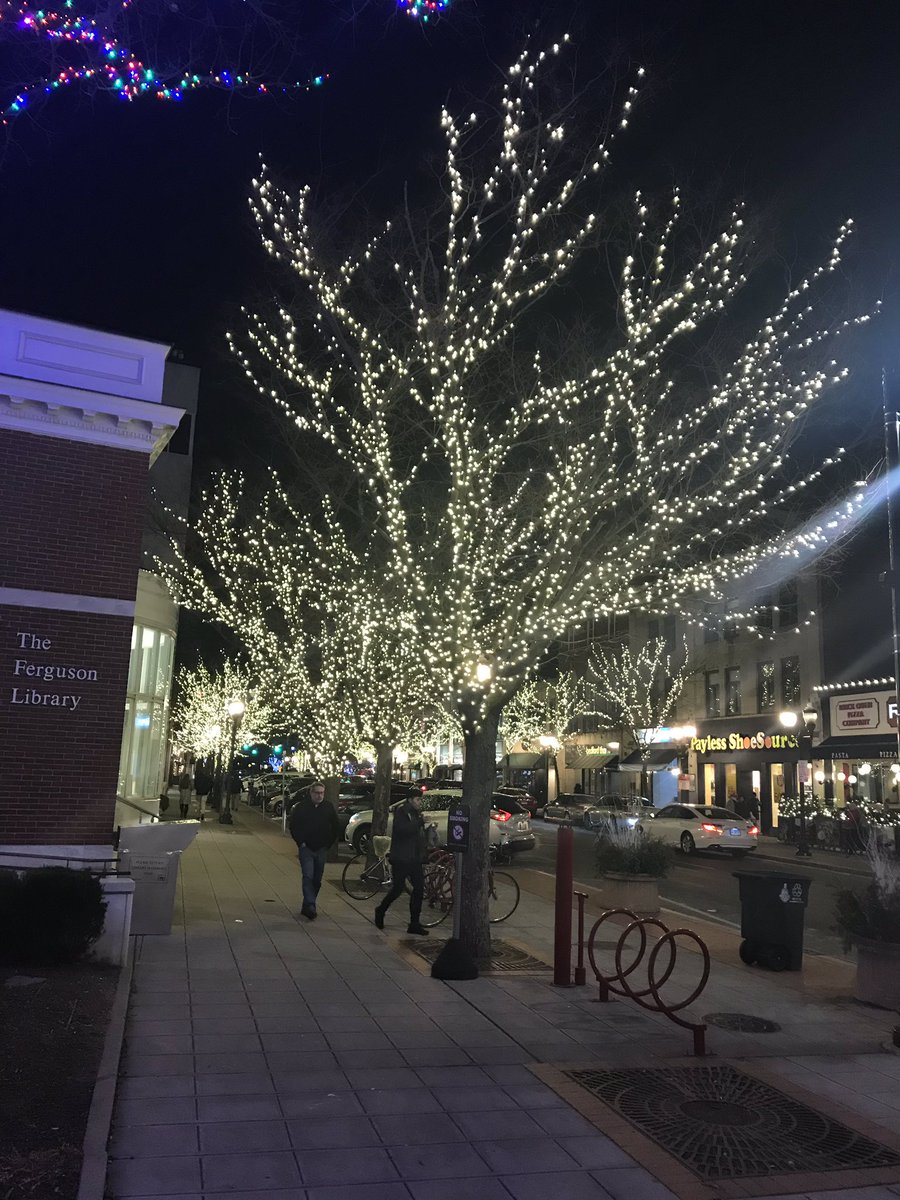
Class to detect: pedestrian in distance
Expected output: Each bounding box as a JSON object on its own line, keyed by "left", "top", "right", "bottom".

{"left": 374, "top": 790, "right": 428, "bottom": 935}
{"left": 177, "top": 768, "right": 192, "bottom": 819}
{"left": 288, "top": 781, "right": 340, "bottom": 919}
{"left": 194, "top": 766, "right": 212, "bottom": 816}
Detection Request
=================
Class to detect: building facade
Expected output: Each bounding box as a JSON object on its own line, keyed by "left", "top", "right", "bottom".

{"left": 0, "top": 308, "right": 183, "bottom": 855}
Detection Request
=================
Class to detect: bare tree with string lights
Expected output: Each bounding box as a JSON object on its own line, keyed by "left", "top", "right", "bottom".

{"left": 164, "top": 472, "right": 438, "bottom": 832}
{"left": 229, "top": 38, "right": 871, "bottom": 957}
{"left": 170, "top": 658, "right": 274, "bottom": 774}
{"left": 588, "top": 637, "right": 694, "bottom": 802}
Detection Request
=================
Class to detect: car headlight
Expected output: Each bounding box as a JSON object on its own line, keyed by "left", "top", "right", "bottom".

{"left": 625, "top": 816, "right": 638, "bottom": 827}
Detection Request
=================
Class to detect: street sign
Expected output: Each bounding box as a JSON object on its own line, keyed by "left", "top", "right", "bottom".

{"left": 447, "top": 802, "right": 470, "bottom": 852}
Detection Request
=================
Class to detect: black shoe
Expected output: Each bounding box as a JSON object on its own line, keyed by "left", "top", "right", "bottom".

{"left": 374, "top": 908, "right": 385, "bottom": 930}
{"left": 309, "top": 909, "right": 318, "bottom": 919}
{"left": 301, "top": 905, "right": 313, "bottom": 919}
{"left": 407, "top": 923, "right": 428, "bottom": 936}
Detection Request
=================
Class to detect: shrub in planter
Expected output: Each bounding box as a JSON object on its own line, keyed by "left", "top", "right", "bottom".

{"left": 595, "top": 830, "right": 672, "bottom": 879}
{"left": 16, "top": 868, "right": 107, "bottom": 965}
{"left": 834, "top": 834, "right": 900, "bottom": 1009}
{"left": 834, "top": 882, "right": 900, "bottom": 951}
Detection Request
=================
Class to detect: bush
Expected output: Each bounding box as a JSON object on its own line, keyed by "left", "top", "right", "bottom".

{"left": 834, "top": 882, "right": 900, "bottom": 951}
{"left": 0, "top": 868, "right": 106, "bottom": 966}
{"left": 834, "top": 832, "right": 900, "bottom": 951}
{"left": 595, "top": 829, "right": 672, "bottom": 878}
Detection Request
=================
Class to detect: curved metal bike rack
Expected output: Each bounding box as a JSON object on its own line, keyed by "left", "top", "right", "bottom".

{"left": 586, "top": 907, "right": 711, "bottom": 1056}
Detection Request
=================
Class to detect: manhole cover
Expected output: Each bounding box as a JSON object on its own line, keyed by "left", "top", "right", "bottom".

{"left": 405, "top": 938, "right": 550, "bottom": 973}
{"left": 704, "top": 1012, "right": 782, "bottom": 1033}
{"left": 566, "top": 1065, "right": 900, "bottom": 1180}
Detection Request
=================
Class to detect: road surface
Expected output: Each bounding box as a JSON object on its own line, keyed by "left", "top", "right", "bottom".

{"left": 520, "top": 819, "right": 868, "bottom": 960}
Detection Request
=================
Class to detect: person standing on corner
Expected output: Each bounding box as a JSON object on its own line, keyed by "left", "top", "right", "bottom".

{"left": 375, "top": 790, "right": 427, "bottom": 935}
{"left": 288, "top": 781, "right": 340, "bottom": 919}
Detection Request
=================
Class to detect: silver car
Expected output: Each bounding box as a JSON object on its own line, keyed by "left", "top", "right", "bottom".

{"left": 344, "top": 789, "right": 535, "bottom": 856}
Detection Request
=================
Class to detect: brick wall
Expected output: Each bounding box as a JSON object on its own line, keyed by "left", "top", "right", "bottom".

{"left": 0, "top": 429, "right": 149, "bottom": 845}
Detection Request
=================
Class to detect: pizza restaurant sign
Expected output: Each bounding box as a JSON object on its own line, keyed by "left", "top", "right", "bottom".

{"left": 829, "top": 691, "right": 898, "bottom": 737}
{"left": 690, "top": 731, "right": 800, "bottom": 755}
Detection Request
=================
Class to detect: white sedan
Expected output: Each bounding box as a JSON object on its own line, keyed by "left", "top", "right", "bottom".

{"left": 637, "top": 804, "right": 758, "bottom": 857}
{"left": 344, "top": 789, "right": 535, "bottom": 856}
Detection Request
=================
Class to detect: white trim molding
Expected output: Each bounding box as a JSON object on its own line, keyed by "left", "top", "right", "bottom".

{"left": 0, "top": 587, "right": 136, "bottom": 617}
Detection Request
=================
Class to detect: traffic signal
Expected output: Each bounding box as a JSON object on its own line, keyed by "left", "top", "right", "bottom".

{"left": 251, "top": 748, "right": 259, "bottom": 756}
{"left": 274, "top": 744, "right": 283, "bottom": 754}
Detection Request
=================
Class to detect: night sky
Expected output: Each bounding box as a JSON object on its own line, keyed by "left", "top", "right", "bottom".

{"left": 1, "top": 0, "right": 898, "bottom": 478}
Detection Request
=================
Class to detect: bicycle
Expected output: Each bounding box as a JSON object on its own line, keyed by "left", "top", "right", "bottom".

{"left": 418, "top": 851, "right": 521, "bottom": 925}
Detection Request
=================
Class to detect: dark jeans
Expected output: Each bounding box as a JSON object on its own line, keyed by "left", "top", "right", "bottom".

{"left": 299, "top": 845, "right": 328, "bottom": 911}
{"left": 376, "top": 858, "right": 423, "bottom": 924}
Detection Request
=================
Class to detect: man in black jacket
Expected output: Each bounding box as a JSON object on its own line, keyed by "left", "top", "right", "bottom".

{"left": 288, "top": 781, "right": 340, "bottom": 919}
{"left": 374, "top": 793, "right": 428, "bottom": 934}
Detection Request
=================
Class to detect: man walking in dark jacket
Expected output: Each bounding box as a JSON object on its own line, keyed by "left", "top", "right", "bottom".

{"left": 375, "top": 793, "right": 427, "bottom": 934}
{"left": 288, "top": 781, "right": 340, "bottom": 919}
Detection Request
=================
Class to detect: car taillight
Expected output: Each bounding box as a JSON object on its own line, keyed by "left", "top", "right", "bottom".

{"left": 748, "top": 825, "right": 759, "bottom": 836}
{"left": 701, "top": 823, "right": 722, "bottom": 833}
{"left": 491, "top": 809, "right": 511, "bottom": 821}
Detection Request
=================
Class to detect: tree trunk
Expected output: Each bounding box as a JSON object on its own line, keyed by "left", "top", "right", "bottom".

{"left": 368, "top": 739, "right": 394, "bottom": 865}
{"left": 460, "top": 706, "right": 501, "bottom": 962}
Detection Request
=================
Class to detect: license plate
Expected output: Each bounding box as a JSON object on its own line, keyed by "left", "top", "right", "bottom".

{"left": 517, "top": 821, "right": 528, "bottom": 831}
{"left": 729, "top": 828, "right": 740, "bottom": 836}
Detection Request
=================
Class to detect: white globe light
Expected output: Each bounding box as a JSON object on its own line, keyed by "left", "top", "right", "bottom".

{"left": 891, "top": 764, "right": 900, "bottom": 776}
{"left": 778, "top": 711, "right": 799, "bottom": 729}
{"left": 858, "top": 762, "right": 872, "bottom": 775}
{"left": 814, "top": 770, "right": 825, "bottom": 783}
{"left": 848, "top": 774, "right": 858, "bottom": 784}
{"left": 836, "top": 771, "right": 846, "bottom": 782}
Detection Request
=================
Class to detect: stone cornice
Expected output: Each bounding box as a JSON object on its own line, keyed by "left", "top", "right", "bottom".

{"left": 0, "top": 375, "right": 184, "bottom": 461}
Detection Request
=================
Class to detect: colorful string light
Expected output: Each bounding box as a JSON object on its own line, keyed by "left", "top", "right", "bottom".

{"left": 0, "top": 1, "right": 329, "bottom": 123}
{"left": 398, "top": 0, "right": 449, "bottom": 19}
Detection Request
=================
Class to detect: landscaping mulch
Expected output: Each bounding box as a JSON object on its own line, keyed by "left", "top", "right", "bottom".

{"left": 0, "top": 963, "right": 118, "bottom": 1200}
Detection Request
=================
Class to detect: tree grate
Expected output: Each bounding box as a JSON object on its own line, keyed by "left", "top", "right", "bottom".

{"left": 404, "top": 938, "right": 551, "bottom": 972}
{"left": 566, "top": 1064, "right": 900, "bottom": 1181}
{"left": 703, "top": 1012, "right": 781, "bottom": 1033}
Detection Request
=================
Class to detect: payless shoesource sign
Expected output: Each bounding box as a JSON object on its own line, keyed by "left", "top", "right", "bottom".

{"left": 690, "top": 730, "right": 800, "bottom": 755}
{"left": 829, "top": 691, "right": 898, "bottom": 737}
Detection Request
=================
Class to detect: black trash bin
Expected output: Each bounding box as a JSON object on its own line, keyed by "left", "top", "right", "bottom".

{"left": 733, "top": 871, "right": 812, "bottom": 971}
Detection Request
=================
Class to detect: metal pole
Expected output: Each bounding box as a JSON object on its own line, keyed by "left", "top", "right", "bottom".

{"left": 883, "top": 375, "right": 900, "bottom": 773}
{"left": 554, "top": 823, "right": 574, "bottom": 986}
{"left": 452, "top": 853, "right": 464, "bottom": 941}
{"left": 796, "top": 729, "right": 811, "bottom": 856}
{"left": 574, "top": 890, "right": 588, "bottom": 986}
{"left": 219, "top": 720, "right": 237, "bottom": 825}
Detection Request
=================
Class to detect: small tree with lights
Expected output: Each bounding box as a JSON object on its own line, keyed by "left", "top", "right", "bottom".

{"left": 165, "top": 474, "right": 437, "bottom": 833}
{"left": 501, "top": 672, "right": 591, "bottom": 801}
{"left": 232, "top": 40, "right": 869, "bottom": 958}
{"left": 170, "top": 659, "right": 273, "bottom": 776}
{"left": 588, "top": 637, "right": 693, "bottom": 802}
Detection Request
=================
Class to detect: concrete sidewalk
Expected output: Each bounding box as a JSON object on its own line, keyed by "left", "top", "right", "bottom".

{"left": 107, "top": 806, "right": 900, "bottom": 1200}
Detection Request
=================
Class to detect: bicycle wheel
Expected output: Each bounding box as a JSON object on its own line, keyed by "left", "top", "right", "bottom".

{"left": 342, "top": 853, "right": 383, "bottom": 900}
{"left": 488, "top": 870, "right": 520, "bottom": 923}
{"left": 420, "top": 858, "right": 453, "bottom": 927}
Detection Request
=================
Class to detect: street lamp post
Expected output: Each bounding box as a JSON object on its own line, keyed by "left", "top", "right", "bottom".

{"left": 779, "top": 706, "right": 816, "bottom": 857}
{"left": 219, "top": 700, "right": 246, "bottom": 826}
{"left": 538, "top": 734, "right": 561, "bottom": 809}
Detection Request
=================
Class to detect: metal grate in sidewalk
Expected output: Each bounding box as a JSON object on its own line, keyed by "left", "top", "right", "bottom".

{"left": 404, "top": 937, "right": 551, "bottom": 973}
{"left": 566, "top": 1064, "right": 900, "bottom": 1181}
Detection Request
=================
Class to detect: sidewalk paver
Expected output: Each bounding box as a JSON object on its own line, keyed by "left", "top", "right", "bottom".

{"left": 106, "top": 805, "right": 900, "bottom": 1200}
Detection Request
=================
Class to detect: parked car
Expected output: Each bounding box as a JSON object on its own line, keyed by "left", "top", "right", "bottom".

{"left": 415, "top": 777, "right": 463, "bottom": 793}
{"left": 636, "top": 803, "right": 759, "bottom": 857}
{"left": 495, "top": 785, "right": 537, "bottom": 817}
{"left": 334, "top": 780, "right": 416, "bottom": 833}
{"left": 542, "top": 793, "right": 642, "bottom": 830}
{"left": 344, "top": 788, "right": 536, "bottom": 856}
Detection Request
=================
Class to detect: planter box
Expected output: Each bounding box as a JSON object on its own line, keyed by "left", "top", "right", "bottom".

{"left": 855, "top": 937, "right": 900, "bottom": 1010}
{"left": 599, "top": 871, "right": 660, "bottom": 917}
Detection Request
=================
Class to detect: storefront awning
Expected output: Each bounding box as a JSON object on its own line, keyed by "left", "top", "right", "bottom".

{"left": 504, "top": 752, "right": 542, "bottom": 768}
{"left": 815, "top": 735, "right": 900, "bottom": 761}
{"left": 566, "top": 752, "right": 616, "bottom": 770}
{"left": 620, "top": 747, "right": 678, "bottom": 771}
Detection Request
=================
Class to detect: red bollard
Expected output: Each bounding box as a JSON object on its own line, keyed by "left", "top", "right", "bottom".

{"left": 574, "top": 890, "right": 588, "bottom": 986}
{"left": 554, "top": 823, "right": 574, "bottom": 986}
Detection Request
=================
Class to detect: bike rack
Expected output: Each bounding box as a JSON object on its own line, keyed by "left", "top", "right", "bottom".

{"left": 585, "top": 907, "right": 711, "bottom": 1056}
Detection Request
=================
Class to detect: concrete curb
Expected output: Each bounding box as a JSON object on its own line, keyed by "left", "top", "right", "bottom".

{"left": 76, "top": 941, "right": 134, "bottom": 1200}
{"left": 753, "top": 848, "right": 871, "bottom": 876}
